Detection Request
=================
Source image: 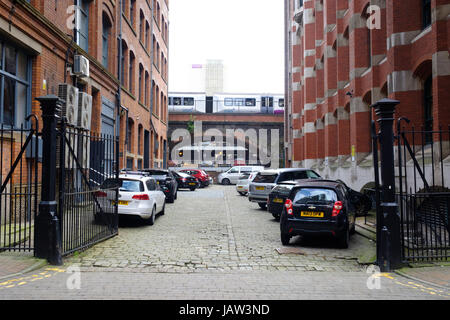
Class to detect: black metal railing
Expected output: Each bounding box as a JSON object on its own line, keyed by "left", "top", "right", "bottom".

{"left": 0, "top": 117, "right": 40, "bottom": 252}
{"left": 58, "top": 122, "right": 118, "bottom": 257}
{"left": 396, "top": 122, "right": 450, "bottom": 262}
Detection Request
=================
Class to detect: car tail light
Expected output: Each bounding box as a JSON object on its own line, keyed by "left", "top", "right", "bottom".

{"left": 285, "top": 199, "right": 293, "bottom": 216}
{"left": 332, "top": 201, "right": 343, "bottom": 217}
{"left": 132, "top": 194, "right": 150, "bottom": 201}
{"left": 181, "top": 178, "right": 187, "bottom": 182}
{"left": 94, "top": 191, "right": 107, "bottom": 198}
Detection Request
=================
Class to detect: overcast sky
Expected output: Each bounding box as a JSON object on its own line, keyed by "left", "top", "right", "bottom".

{"left": 168, "top": 0, "right": 285, "bottom": 94}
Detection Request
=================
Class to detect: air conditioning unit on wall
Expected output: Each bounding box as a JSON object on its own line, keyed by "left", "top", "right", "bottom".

{"left": 78, "top": 92, "right": 92, "bottom": 169}
{"left": 74, "top": 55, "right": 90, "bottom": 78}
{"left": 58, "top": 83, "right": 79, "bottom": 126}
{"left": 78, "top": 92, "right": 93, "bottom": 130}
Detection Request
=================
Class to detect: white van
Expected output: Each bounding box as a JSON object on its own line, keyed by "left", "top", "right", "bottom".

{"left": 218, "top": 166, "right": 265, "bottom": 185}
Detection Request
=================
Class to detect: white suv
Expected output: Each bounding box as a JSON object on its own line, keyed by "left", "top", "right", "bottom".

{"left": 97, "top": 173, "right": 166, "bottom": 225}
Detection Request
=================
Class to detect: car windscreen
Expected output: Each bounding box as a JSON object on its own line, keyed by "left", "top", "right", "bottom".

{"left": 102, "top": 179, "right": 144, "bottom": 192}
{"left": 293, "top": 188, "right": 337, "bottom": 204}
{"left": 252, "top": 173, "right": 278, "bottom": 183}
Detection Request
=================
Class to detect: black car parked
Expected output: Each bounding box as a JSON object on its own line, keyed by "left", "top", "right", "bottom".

{"left": 279, "top": 179, "right": 366, "bottom": 248}
{"left": 171, "top": 171, "right": 199, "bottom": 191}
{"left": 139, "top": 169, "right": 178, "bottom": 203}
{"left": 270, "top": 179, "right": 372, "bottom": 221}
{"left": 268, "top": 181, "right": 298, "bottom": 220}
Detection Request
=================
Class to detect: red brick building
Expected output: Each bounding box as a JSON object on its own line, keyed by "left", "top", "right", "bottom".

{"left": 0, "top": 0, "right": 168, "bottom": 174}
{"left": 284, "top": 0, "right": 450, "bottom": 191}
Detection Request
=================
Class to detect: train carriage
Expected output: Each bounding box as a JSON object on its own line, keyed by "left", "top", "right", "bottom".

{"left": 214, "top": 93, "right": 262, "bottom": 113}
{"left": 168, "top": 92, "right": 206, "bottom": 113}
{"left": 168, "top": 92, "right": 284, "bottom": 115}
{"left": 273, "top": 95, "right": 285, "bottom": 114}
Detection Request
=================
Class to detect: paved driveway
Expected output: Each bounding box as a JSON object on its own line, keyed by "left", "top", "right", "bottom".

{"left": 0, "top": 185, "right": 448, "bottom": 300}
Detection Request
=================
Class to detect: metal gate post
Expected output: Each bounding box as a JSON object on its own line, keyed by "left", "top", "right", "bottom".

{"left": 34, "top": 95, "right": 63, "bottom": 265}
{"left": 372, "top": 98, "right": 402, "bottom": 271}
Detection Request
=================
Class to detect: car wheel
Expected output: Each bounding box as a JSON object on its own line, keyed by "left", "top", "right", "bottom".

{"left": 146, "top": 207, "right": 156, "bottom": 226}
{"left": 281, "top": 232, "right": 291, "bottom": 246}
{"left": 160, "top": 203, "right": 165, "bottom": 216}
{"left": 222, "top": 178, "right": 230, "bottom": 185}
{"left": 238, "top": 192, "right": 246, "bottom": 196}
{"left": 338, "top": 226, "right": 349, "bottom": 249}
{"left": 190, "top": 187, "right": 196, "bottom": 191}
{"left": 272, "top": 213, "right": 280, "bottom": 221}
{"left": 258, "top": 203, "right": 267, "bottom": 210}
{"left": 174, "top": 189, "right": 178, "bottom": 200}
{"left": 349, "top": 221, "right": 356, "bottom": 235}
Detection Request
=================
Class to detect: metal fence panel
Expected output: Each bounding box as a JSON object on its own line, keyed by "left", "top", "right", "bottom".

{"left": 58, "top": 123, "right": 118, "bottom": 256}
{"left": 0, "top": 118, "right": 39, "bottom": 253}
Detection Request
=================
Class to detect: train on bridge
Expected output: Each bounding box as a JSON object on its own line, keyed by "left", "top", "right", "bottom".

{"left": 168, "top": 92, "right": 285, "bottom": 114}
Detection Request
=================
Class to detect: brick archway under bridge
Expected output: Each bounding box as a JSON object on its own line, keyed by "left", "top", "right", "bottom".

{"left": 168, "top": 113, "right": 284, "bottom": 168}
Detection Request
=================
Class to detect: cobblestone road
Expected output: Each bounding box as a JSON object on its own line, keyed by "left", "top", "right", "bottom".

{"left": 0, "top": 185, "right": 449, "bottom": 299}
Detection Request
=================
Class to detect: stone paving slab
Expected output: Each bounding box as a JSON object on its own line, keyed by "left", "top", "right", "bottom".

{"left": 62, "top": 185, "right": 376, "bottom": 274}
{"left": 0, "top": 269, "right": 448, "bottom": 300}
{"left": 0, "top": 252, "right": 47, "bottom": 280}
{"left": 1, "top": 185, "right": 448, "bottom": 300}
{"left": 395, "top": 266, "right": 450, "bottom": 289}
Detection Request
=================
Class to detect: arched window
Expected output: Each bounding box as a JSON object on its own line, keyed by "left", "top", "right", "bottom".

{"left": 156, "top": 43, "right": 160, "bottom": 70}
{"left": 362, "top": 5, "right": 372, "bottom": 68}
{"left": 128, "top": 51, "right": 135, "bottom": 94}
{"left": 127, "top": 118, "right": 134, "bottom": 153}
{"left": 138, "top": 124, "right": 143, "bottom": 155}
{"left": 139, "top": 64, "right": 144, "bottom": 103}
{"left": 157, "top": 2, "right": 161, "bottom": 28}
{"left": 145, "top": 21, "right": 150, "bottom": 49}
{"left": 155, "top": 86, "right": 160, "bottom": 116}
{"left": 121, "top": 40, "right": 128, "bottom": 87}
{"left": 139, "top": 10, "right": 145, "bottom": 41}
{"left": 145, "top": 71, "right": 150, "bottom": 106}
{"left": 102, "top": 13, "right": 112, "bottom": 69}
{"left": 75, "top": 0, "right": 90, "bottom": 52}
{"left": 422, "top": 0, "right": 431, "bottom": 29}
{"left": 129, "top": 51, "right": 135, "bottom": 93}
{"left": 130, "top": 0, "right": 136, "bottom": 27}
{"left": 423, "top": 76, "right": 433, "bottom": 144}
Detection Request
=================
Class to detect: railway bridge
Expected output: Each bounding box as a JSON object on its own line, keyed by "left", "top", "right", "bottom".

{"left": 168, "top": 112, "right": 285, "bottom": 168}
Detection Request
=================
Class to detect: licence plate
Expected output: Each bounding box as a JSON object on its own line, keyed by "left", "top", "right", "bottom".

{"left": 255, "top": 186, "right": 265, "bottom": 191}
{"left": 273, "top": 198, "right": 283, "bottom": 203}
{"left": 113, "top": 200, "right": 129, "bottom": 206}
{"left": 301, "top": 211, "right": 324, "bottom": 218}
{"left": 189, "top": 183, "right": 196, "bottom": 185}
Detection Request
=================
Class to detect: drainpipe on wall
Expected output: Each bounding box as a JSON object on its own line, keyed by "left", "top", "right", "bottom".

{"left": 117, "top": 0, "right": 124, "bottom": 171}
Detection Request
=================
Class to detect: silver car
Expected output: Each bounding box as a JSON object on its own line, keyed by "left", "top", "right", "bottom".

{"left": 236, "top": 172, "right": 259, "bottom": 196}
{"left": 248, "top": 168, "right": 321, "bottom": 209}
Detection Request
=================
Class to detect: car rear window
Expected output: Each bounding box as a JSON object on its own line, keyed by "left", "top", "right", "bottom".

{"left": 278, "top": 170, "right": 321, "bottom": 182}
{"left": 145, "top": 170, "right": 168, "bottom": 177}
{"left": 293, "top": 188, "right": 337, "bottom": 204}
{"left": 253, "top": 173, "right": 278, "bottom": 183}
{"left": 101, "top": 179, "right": 144, "bottom": 192}
{"left": 120, "top": 180, "right": 144, "bottom": 192}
